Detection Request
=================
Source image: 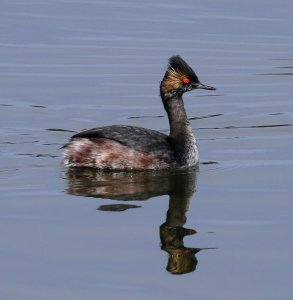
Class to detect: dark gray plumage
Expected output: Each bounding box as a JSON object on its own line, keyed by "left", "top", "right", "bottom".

{"left": 70, "top": 125, "right": 173, "bottom": 155}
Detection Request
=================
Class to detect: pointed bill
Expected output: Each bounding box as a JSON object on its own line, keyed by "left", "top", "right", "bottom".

{"left": 193, "top": 82, "right": 216, "bottom": 90}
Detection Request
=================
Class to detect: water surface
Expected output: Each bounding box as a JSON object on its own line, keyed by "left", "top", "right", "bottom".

{"left": 0, "top": 0, "right": 293, "bottom": 299}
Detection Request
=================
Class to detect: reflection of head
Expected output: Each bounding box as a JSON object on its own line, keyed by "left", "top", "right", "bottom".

{"left": 160, "top": 224, "right": 199, "bottom": 275}
{"left": 166, "top": 248, "right": 199, "bottom": 275}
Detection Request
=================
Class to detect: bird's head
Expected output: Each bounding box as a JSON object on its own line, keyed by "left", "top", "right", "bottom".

{"left": 160, "top": 55, "right": 216, "bottom": 100}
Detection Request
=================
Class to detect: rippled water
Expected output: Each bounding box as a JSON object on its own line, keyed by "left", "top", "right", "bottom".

{"left": 1, "top": 0, "right": 293, "bottom": 299}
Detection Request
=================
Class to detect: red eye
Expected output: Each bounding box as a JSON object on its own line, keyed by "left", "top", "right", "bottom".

{"left": 183, "top": 77, "right": 190, "bottom": 84}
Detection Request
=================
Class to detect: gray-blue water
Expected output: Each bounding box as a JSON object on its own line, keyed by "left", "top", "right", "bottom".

{"left": 1, "top": 0, "right": 293, "bottom": 299}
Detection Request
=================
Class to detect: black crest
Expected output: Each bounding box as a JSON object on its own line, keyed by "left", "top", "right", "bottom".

{"left": 168, "top": 55, "right": 199, "bottom": 82}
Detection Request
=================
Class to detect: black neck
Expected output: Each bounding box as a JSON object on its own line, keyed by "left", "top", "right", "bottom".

{"left": 162, "top": 96, "right": 192, "bottom": 140}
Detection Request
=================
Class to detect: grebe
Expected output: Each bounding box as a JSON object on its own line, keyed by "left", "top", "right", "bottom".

{"left": 62, "top": 55, "right": 216, "bottom": 170}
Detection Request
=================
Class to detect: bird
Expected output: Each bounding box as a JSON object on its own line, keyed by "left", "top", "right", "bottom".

{"left": 62, "top": 55, "right": 216, "bottom": 170}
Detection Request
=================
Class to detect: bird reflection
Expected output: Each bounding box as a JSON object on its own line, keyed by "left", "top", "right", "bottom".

{"left": 65, "top": 166, "right": 208, "bottom": 274}
{"left": 160, "top": 180, "right": 200, "bottom": 275}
